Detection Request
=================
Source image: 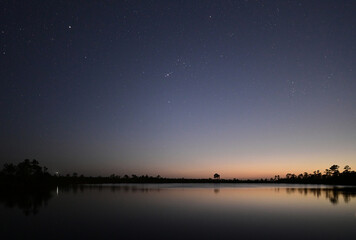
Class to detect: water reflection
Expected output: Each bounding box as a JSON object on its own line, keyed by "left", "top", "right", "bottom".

{"left": 284, "top": 187, "right": 356, "bottom": 205}
{"left": 1, "top": 184, "right": 356, "bottom": 217}
{"left": 58, "top": 184, "right": 163, "bottom": 194}
{"left": 1, "top": 184, "right": 356, "bottom": 239}
{"left": 0, "top": 186, "right": 54, "bottom": 216}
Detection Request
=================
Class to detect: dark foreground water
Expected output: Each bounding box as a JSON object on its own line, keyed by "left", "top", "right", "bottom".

{"left": 1, "top": 184, "right": 356, "bottom": 240}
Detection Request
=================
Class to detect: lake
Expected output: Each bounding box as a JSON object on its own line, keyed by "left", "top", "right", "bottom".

{"left": 1, "top": 184, "right": 356, "bottom": 239}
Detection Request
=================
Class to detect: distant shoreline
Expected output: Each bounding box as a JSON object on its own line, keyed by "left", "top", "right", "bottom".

{"left": 1, "top": 160, "right": 355, "bottom": 186}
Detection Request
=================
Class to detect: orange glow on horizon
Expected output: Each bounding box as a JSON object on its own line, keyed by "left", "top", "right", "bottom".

{"left": 120, "top": 152, "right": 356, "bottom": 179}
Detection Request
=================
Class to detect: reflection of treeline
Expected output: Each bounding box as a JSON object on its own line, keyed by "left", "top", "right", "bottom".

{"left": 59, "top": 184, "right": 163, "bottom": 193}
{"left": 284, "top": 187, "right": 356, "bottom": 205}
{"left": 272, "top": 165, "right": 356, "bottom": 185}
{"left": 0, "top": 185, "right": 54, "bottom": 215}
{"left": 0, "top": 160, "right": 355, "bottom": 185}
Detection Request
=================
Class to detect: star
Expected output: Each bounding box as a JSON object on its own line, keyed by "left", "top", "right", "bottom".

{"left": 164, "top": 72, "right": 173, "bottom": 78}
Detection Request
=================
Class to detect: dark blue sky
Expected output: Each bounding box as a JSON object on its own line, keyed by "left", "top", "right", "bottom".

{"left": 1, "top": 0, "right": 355, "bottom": 178}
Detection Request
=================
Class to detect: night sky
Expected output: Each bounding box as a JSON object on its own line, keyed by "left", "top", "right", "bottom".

{"left": 1, "top": 0, "right": 355, "bottom": 178}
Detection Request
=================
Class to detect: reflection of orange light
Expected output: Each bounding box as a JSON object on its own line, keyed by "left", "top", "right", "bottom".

{"left": 142, "top": 187, "right": 354, "bottom": 209}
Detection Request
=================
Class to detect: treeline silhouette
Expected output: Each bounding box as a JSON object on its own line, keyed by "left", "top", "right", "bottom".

{"left": 0, "top": 159, "right": 233, "bottom": 185}
{"left": 0, "top": 159, "right": 52, "bottom": 185}
{"left": 0, "top": 160, "right": 355, "bottom": 185}
{"left": 271, "top": 164, "right": 356, "bottom": 185}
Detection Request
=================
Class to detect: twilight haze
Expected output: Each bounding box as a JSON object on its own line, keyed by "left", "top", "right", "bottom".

{"left": 1, "top": 0, "right": 355, "bottom": 179}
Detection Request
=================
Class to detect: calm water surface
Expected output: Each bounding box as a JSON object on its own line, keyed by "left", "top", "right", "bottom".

{"left": 1, "top": 184, "right": 356, "bottom": 239}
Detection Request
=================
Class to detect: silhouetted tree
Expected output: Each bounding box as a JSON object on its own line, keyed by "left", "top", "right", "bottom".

{"left": 214, "top": 173, "right": 220, "bottom": 180}
{"left": 2, "top": 163, "right": 16, "bottom": 176}
{"left": 343, "top": 165, "right": 351, "bottom": 173}
{"left": 324, "top": 169, "right": 332, "bottom": 178}
{"left": 330, "top": 165, "right": 340, "bottom": 177}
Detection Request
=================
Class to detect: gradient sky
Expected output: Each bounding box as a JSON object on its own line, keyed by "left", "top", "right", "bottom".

{"left": 1, "top": 0, "right": 355, "bottom": 178}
